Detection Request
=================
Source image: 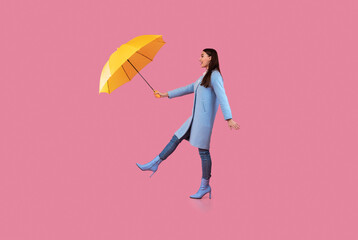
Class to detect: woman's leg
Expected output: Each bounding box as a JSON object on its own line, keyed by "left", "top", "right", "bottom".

{"left": 159, "top": 126, "right": 191, "bottom": 160}
{"left": 198, "top": 148, "right": 212, "bottom": 180}
{"left": 136, "top": 128, "right": 191, "bottom": 177}
{"left": 190, "top": 148, "right": 212, "bottom": 199}
{"left": 158, "top": 135, "right": 183, "bottom": 160}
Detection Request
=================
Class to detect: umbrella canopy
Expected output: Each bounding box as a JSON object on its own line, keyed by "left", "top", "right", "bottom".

{"left": 99, "top": 35, "right": 166, "bottom": 94}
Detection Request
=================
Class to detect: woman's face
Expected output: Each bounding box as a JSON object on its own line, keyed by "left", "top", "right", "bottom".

{"left": 199, "top": 51, "right": 211, "bottom": 69}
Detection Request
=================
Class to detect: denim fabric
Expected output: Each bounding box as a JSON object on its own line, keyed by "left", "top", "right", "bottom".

{"left": 158, "top": 126, "right": 212, "bottom": 180}
{"left": 159, "top": 126, "right": 190, "bottom": 160}
{"left": 158, "top": 134, "right": 182, "bottom": 160}
{"left": 198, "top": 148, "right": 212, "bottom": 180}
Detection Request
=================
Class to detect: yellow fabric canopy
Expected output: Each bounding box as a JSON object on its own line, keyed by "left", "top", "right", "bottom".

{"left": 99, "top": 35, "right": 166, "bottom": 94}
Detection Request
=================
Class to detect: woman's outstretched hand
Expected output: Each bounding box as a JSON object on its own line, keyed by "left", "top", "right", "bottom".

{"left": 154, "top": 90, "right": 168, "bottom": 98}
{"left": 227, "top": 119, "right": 240, "bottom": 130}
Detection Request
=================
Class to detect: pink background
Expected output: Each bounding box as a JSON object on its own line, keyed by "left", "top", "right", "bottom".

{"left": 1, "top": 0, "right": 357, "bottom": 239}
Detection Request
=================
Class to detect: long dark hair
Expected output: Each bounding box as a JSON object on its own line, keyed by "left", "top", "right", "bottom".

{"left": 201, "top": 48, "right": 221, "bottom": 88}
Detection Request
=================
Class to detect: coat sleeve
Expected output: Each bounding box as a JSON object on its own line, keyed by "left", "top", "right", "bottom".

{"left": 167, "top": 82, "right": 195, "bottom": 99}
{"left": 211, "top": 71, "right": 233, "bottom": 120}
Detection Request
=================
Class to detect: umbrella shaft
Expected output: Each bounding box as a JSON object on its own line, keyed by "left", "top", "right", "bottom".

{"left": 127, "top": 60, "right": 154, "bottom": 91}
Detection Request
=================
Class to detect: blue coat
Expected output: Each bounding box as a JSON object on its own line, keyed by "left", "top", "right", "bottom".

{"left": 168, "top": 70, "right": 232, "bottom": 150}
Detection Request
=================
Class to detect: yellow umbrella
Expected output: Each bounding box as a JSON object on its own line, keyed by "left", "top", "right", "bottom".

{"left": 99, "top": 34, "right": 166, "bottom": 97}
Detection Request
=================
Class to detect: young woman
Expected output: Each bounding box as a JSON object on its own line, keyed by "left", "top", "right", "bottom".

{"left": 136, "top": 48, "right": 240, "bottom": 199}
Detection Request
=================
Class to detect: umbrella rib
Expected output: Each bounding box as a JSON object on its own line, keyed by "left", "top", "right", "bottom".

{"left": 127, "top": 59, "right": 154, "bottom": 91}
{"left": 122, "top": 65, "right": 130, "bottom": 81}
{"left": 107, "top": 80, "right": 110, "bottom": 94}
{"left": 135, "top": 51, "right": 153, "bottom": 61}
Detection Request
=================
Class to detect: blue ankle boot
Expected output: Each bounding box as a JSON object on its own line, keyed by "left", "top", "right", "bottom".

{"left": 136, "top": 155, "right": 163, "bottom": 177}
{"left": 190, "top": 178, "right": 212, "bottom": 199}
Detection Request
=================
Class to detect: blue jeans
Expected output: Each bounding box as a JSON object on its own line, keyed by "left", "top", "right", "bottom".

{"left": 158, "top": 127, "right": 212, "bottom": 180}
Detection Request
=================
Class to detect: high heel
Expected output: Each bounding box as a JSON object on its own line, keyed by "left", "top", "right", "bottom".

{"left": 190, "top": 178, "right": 212, "bottom": 199}
{"left": 136, "top": 155, "right": 163, "bottom": 177}
{"left": 149, "top": 171, "right": 156, "bottom": 178}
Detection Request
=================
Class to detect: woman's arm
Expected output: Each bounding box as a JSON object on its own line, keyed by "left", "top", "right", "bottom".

{"left": 211, "top": 72, "right": 240, "bottom": 130}
{"left": 211, "top": 71, "right": 233, "bottom": 120}
{"left": 154, "top": 81, "right": 194, "bottom": 98}
{"left": 167, "top": 82, "right": 195, "bottom": 99}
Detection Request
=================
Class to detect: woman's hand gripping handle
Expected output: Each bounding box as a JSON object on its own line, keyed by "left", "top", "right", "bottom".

{"left": 153, "top": 90, "right": 168, "bottom": 98}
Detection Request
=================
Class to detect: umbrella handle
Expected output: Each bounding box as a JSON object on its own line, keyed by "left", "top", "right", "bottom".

{"left": 154, "top": 90, "right": 161, "bottom": 98}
